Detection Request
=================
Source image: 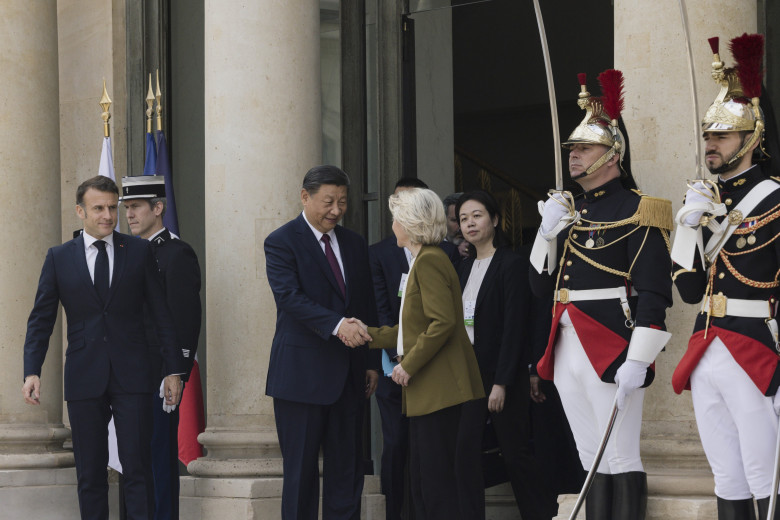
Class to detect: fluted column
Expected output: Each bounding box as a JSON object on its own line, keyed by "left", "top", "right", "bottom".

{"left": 190, "top": 0, "right": 322, "bottom": 477}
{"left": 0, "top": 0, "right": 71, "bottom": 469}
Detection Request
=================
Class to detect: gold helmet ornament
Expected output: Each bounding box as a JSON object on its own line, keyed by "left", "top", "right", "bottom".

{"left": 702, "top": 33, "right": 768, "bottom": 172}
{"left": 563, "top": 70, "right": 627, "bottom": 177}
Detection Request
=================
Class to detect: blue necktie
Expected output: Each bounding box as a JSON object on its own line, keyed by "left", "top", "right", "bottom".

{"left": 94, "top": 240, "right": 110, "bottom": 303}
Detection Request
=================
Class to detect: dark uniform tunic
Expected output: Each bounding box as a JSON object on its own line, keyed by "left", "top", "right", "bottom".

{"left": 530, "top": 177, "right": 673, "bottom": 384}
{"left": 672, "top": 166, "right": 780, "bottom": 396}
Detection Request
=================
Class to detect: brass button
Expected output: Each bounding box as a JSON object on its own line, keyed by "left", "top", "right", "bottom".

{"left": 718, "top": 272, "right": 725, "bottom": 279}
{"left": 772, "top": 298, "right": 776, "bottom": 304}
{"left": 566, "top": 260, "right": 573, "bottom": 267}
{"left": 563, "top": 275, "right": 570, "bottom": 281}
{"left": 572, "top": 233, "right": 578, "bottom": 239}
{"left": 582, "top": 209, "right": 588, "bottom": 214}
{"left": 725, "top": 198, "right": 732, "bottom": 206}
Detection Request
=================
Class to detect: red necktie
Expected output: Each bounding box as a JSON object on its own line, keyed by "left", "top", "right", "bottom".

{"left": 321, "top": 234, "right": 346, "bottom": 298}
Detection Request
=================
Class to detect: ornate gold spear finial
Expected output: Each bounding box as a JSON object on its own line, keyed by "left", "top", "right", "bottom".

{"left": 155, "top": 69, "right": 163, "bottom": 132}
{"left": 146, "top": 74, "right": 155, "bottom": 134}
{"left": 100, "top": 79, "right": 112, "bottom": 138}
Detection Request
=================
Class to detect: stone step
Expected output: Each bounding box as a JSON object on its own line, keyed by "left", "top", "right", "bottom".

{"left": 555, "top": 494, "right": 717, "bottom": 519}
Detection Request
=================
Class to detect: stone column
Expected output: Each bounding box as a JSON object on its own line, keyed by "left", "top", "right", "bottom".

{"left": 0, "top": 1, "right": 70, "bottom": 470}
{"left": 557, "top": 3, "right": 758, "bottom": 518}
{"left": 190, "top": 0, "right": 322, "bottom": 478}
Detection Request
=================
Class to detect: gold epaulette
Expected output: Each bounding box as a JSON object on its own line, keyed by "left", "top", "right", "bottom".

{"left": 771, "top": 176, "right": 780, "bottom": 184}
{"left": 636, "top": 194, "right": 674, "bottom": 231}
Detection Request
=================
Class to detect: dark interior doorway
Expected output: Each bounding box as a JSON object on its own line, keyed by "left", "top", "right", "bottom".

{"left": 452, "top": 0, "right": 613, "bottom": 244}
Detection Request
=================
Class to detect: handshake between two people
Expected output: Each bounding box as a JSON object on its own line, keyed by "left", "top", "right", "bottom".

{"left": 338, "top": 317, "right": 372, "bottom": 348}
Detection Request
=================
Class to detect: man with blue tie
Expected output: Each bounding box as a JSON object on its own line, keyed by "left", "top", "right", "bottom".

{"left": 22, "top": 175, "right": 185, "bottom": 520}
{"left": 264, "top": 165, "right": 379, "bottom": 520}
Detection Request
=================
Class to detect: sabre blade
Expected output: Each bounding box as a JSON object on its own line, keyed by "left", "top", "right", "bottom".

{"left": 532, "top": 0, "right": 563, "bottom": 191}
{"left": 568, "top": 399, "right": 619, "bottom": 520}
{"left": 677, "top": 0, "right": 705, "bottom": 179}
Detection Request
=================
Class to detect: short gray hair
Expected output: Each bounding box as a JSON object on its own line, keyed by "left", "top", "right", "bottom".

{"left": 389, "top": 188, "right": 446, "bottom": 246}
{"left": 149, "top": 197, "right": 167, "bottom": 219}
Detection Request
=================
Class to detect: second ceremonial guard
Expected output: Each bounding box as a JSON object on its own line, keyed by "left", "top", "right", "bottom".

{"left": 529, "top": 69, "right": 673, "bottom": 519}
{"left": 671, "top": 33, "right": 780, "bottom": 520}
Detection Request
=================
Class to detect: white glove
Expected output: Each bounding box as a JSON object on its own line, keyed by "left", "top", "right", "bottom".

{"left": 614, "top": 359, "right": 649, "bottom": 411}
{"left": 159, "top": 379, "right": 177, "bottom": 413}
{"left": 773, "top": 392, "right": 780, "bottom": 416}
{"left": 539, "top": 192, "right": 575, "bottom": 237}
{"left": 682, "top": 182, "right": 712, "bottom": 227}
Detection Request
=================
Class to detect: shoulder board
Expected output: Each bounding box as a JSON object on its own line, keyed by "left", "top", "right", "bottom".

{"left": 636, "top": 194, "right": 674, "bottom": 231}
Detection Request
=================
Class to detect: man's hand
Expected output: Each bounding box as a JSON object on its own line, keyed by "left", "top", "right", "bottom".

{"left": 162, "top": 375, "right": 183, "bottom": 409}
{"left": 614, "top": 360, "right": 648, "bottom": 410}
{"left": 530, "top": 375, "right": 546, "bottom": 404}
{"left": 488, "top": 384, "right": 506, "bottom": 413}
{"left": 339, "top": 318, "right": 372, "bottom": 348}
{"left": 682, "top": 182, "right": 712, "bottom": 227}
{"left": 457, "top": 240, "right": 470, "bottom": 258}
{"left": 22, "top": 375, "right": 41, "bottom": 405}
{"left": 391, "top": 364, "right": 411, "bottom": 387}
{"left": 365, "top": 370, "right": 379, "bottom": 398}
{"left": 540, "top": 192, "right": 575, "bottom": 236}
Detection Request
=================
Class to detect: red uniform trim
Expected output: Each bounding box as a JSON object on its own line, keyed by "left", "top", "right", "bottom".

{"left": 672, "top": 326, "right": 779, "bottom": 394}
{"left": 537, "top": 303, "right": 629, "bottom": 380}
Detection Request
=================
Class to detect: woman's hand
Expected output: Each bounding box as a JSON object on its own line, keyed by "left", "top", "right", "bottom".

{"left": 488, "top": 384, "right": 506, "bottom": 413}
{"left": 530, "top": 375, "right": 546, "bottom": 403}
{"left": 391, "top": 364, "right": 411, "bottom": 387}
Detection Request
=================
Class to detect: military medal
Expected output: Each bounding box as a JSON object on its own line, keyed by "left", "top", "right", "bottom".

{"left": 736, "top": 236, "right": 747, "bottom": 249}
{"left": 585, "top": 238, "right": 595, "bottom": 248}
{"left": 596, "top": 236, "right": 605, "bottom": 247}
{"left": 747, "top": 234, "right": 756, "bottom": 245}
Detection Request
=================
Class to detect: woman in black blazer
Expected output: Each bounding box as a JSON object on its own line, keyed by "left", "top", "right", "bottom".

{"left": 455, "top": 190, "right": 556, "bottom": 520}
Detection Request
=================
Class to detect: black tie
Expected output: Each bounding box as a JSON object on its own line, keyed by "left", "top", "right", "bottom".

{"left": 94, "top": 240, "right": 110, "bottom": 303}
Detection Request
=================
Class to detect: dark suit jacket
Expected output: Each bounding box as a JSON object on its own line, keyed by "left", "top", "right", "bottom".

{"left": 368, "top": 246, "right": 484, "bottom": 417}
{"left": 145, "top": 228, "right": 202, "bottom": 382}
{"left": 457, "top": 247, "right": 531, "bottom": 391}
{"left": 23, "top": 231, "right": 185, "bottom": 401}
{"left": 264, "top": 214, "right": 378, "bottom": 405}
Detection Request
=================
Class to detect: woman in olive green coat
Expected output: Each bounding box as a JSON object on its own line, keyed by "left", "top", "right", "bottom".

{"left": 354, "top": 188, "right": 484, "bottom": 519}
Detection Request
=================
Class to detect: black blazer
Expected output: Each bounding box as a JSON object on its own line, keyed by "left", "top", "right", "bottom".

{"left": 264, "top": 214, "right": 379, "bottom": 405}
{"left": 457, "top": 247, "right": 532, "bottom": 389}
{"left": 23, "top": 231, "right": 185, "bottom": 401}
{"left": 145, "top": 229, "right": 202, "bottom": 382}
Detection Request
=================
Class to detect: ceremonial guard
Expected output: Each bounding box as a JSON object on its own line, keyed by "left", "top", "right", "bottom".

{"left": 671, "top": 33, "right": 780, "bottom": 520}
{"left": 121, "top": 175, "right": 202, "bottom": 520}
{"left": 529, "top": 69, "right": 673, "bottom": 519}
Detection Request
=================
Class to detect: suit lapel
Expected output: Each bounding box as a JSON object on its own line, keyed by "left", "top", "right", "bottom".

{"left": 458, "top": 257, "right": 473, "bottom": 290}
{"left": 295, "top": 215, "right": 345, "bottom": 299}
{"left": 72, "top": 234, "right": 103, "bottom": 306}
{"left": 335, "top": 226, "right": 352, "bottom": 305}
{"left": 106, "top": 231, "right": 127, "bottom": 307}
{"left": 475, "top": 249, "right": 502, "bottom": 310}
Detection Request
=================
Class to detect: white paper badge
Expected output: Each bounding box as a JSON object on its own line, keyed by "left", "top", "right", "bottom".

{"left": 464, "top": 299, "right": 476, "bottom": 326}
{"left": 398, "top": 273, "right": 409, "bottom": 298}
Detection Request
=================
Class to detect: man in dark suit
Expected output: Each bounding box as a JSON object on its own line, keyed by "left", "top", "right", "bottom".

{"left": 122, "top": 175, "right": 202, "bottom": 520}
{"left": 264, "top": 165, "right": 379, "bottom": 520}
{"left": 22, "top": 175, "right": 185, "bottom": 520}
{"left": 369, "top": 178, "right": 462, "bottom": 519}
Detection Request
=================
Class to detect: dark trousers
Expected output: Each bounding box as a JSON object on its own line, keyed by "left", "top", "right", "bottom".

{"left": 68, "top": 373, "right": 154, "bottom": 520}
{"left": 375, "top": 375, "right": 410, "bottom": 520}
{"left": 409, "top": 402, "right": 472, "bottom": 520}
{"left": 274, "top": 376, "right": 364, "bottom": 520}
{"left": 150, "top": 392, "right": 180, "bottom": 520}
{"left": 457, "top": 379, "right": 558, "bottom": 520}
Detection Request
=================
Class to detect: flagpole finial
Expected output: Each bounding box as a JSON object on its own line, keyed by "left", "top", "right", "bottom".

{"left": 155, "top": 69, "right": 163, "bottom": 132}
{"left": 146, "top": 74, "right": 155, "bottom": 134}
{"left": 100, "top": 79, "right": 112, "bottom": 138}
